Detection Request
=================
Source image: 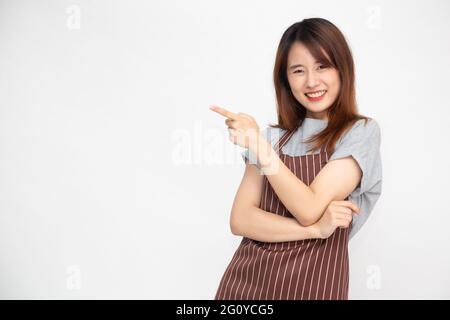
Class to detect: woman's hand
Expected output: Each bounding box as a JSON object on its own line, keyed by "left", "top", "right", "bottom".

{"left": 312, "top": 200, "right": 361, "bottom": 239}
{"left": 209, "top": 105, "right": 261, "bottom": 151}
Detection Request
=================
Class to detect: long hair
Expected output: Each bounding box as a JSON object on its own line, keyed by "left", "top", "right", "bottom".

{"left": 271, "top": 17, "right": 370, "bottom": 154}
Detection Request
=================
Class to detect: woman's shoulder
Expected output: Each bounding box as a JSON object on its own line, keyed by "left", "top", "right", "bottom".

{"left": 341, "top": 117, "right": 381, "bottom": 143}
{"left": 350, "top": 117, "right": 380, "bottom": 131}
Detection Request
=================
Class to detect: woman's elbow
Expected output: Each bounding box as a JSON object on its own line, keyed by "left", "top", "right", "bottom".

{"left": 230, "top": 211, "right": 243, "bottom": 235}
{"left": 296, "top": 217, "right": 316, "bottom": 227}
{"left": 230, "top": 221, "right": 240, "bottom": 235}
{"left": 292, "top": 209, "right": 321, "bottom": 226}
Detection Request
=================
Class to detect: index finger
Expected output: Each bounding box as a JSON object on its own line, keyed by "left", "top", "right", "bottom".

{"left": 346, "top": 201, "right": 361, "bottom": 214}
{"left": 336, "top": 200, "right": 360, "bottom": 214}
{"left": 209, "top": 105, "right": 238, "bottom": 120}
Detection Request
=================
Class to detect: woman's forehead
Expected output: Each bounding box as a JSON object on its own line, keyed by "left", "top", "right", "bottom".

{"left": 288, "top": 42, "right": 331, "bottom": 65}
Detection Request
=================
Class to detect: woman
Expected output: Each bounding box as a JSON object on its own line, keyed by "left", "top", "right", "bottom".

{"left": 210, "top": 18, "right": 382, "bottom": 300}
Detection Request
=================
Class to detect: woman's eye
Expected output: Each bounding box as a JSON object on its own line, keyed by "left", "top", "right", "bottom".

{"left": 318, "top": 65, "right": 328, "bottom": 70}
{"left": 294, "top": 70, "right": 304, "bottom": 74}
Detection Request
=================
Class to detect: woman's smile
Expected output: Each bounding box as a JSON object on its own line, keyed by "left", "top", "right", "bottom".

{"left": 305, "top": 89, "right": 327, "bottom": 102}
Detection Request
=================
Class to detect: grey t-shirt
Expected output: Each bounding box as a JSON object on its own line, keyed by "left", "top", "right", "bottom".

{"left": 242, "top": 117, "right": 382, "bottom": 240}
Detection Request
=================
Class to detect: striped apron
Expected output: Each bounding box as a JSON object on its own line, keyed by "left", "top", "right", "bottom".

{"left": 215, "top": 128, "right": 351, "bottom": 300}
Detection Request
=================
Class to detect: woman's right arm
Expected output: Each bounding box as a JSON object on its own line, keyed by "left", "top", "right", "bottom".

{"left": 230, "top": 163, "right": 358, "bottom": 242}
{"left": 230, "top": 163, "right": 319, "bottom": 242}
{"left": 232, "top": 205, "right": 320, "bottom": 242}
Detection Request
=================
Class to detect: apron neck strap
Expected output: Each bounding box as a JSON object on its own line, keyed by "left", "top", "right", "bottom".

{"left": 273, "top": 127, "right": 298, "bottom": 155}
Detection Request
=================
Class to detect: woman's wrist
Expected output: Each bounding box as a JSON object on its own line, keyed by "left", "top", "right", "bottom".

{"left": 306, "top": 224, "right": 324, "bottom": 239}
{"left": 252, "top": 138, "right": 277, "bottom": 172}
{"left": 249, "top": 134, "right": 269, "bottom": 158}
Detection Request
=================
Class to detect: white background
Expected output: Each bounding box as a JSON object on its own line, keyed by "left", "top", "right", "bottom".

{"left": 0, "top": 0, "right": 449, "bottom": 299}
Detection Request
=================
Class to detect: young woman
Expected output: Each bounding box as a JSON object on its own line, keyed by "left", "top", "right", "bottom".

{"left": 210, "top": 18, "right": 382, "bottom": 300}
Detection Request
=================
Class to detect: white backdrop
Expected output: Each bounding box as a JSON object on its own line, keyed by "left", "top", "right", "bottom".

{"left": 0, "top": 0, "right": 449, "bottom": 299}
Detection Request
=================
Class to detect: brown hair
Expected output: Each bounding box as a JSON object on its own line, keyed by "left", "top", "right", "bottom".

{"left": 271, "top": 17, "right": 370, "bottom": 154}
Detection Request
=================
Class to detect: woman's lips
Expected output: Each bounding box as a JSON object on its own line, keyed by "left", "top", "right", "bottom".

{"left": 305, "top": 90, "right": 327, "bottom": 102}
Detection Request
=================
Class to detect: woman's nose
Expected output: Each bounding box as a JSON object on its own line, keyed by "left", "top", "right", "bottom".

{"left": 306, "top": 72, "right": 320, "bottom": 88}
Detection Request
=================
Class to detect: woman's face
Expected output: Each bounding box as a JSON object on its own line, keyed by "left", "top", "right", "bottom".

{"left": 286, "top": 41, "right": 341, "bottom": 120}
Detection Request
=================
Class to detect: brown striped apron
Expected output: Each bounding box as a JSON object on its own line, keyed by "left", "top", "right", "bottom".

{"left": 215, "top": 127, "right": 352, "bottom": 300}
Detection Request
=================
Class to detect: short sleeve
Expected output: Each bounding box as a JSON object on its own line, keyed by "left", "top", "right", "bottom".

{"left": 328, "top": 119, "right": 382, "bottom": 239}
{"left": 241, "top": 126, "right": 282, "bottom": 169}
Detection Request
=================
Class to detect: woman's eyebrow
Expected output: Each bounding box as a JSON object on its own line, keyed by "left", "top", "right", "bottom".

{"left": 289, "top": 61, "right": 325, "bottom": 70}
{"left": 289, "top": 64, "right": 304, "bottom": 70}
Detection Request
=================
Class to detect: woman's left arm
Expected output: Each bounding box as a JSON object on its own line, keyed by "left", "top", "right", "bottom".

{"left": 255, "top": 138, "right": 362, "bottom": 226}
{"left": 209, "top": 105, "right": 363, "bottom": 227}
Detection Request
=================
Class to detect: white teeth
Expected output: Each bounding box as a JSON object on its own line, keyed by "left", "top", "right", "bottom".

{"left": 306, "top": 90, "right": 326, "bottom": 98}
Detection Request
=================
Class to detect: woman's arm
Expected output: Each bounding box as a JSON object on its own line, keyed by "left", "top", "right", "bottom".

{"left": 254, "top": 137, "right": 362, "bottom": 226}
{"left": 209, "top": 105, "right": 364, "bottom": 229}
{"left": 233, "top": 200, "right": 357, "bottom": 242}
{"left": 230, "top": 162, "right": 318, "bottom": 242}
{"left": 230, "top": 164, "right": 357, "bottom": 242}
{"left": 231, "top": 205, "right": 320, "bottom": 242}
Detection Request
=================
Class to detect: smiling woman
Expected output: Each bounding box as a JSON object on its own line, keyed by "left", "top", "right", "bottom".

{"left": 287, "top": 41, "right": 341, "bottom": 116}
{"left": 213, "top": 18, "right": 382, "bottom": 300}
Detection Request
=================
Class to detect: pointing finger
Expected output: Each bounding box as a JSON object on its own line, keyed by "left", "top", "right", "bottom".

{"left": 209, "top": 105, "right": 238, "bottom": 120}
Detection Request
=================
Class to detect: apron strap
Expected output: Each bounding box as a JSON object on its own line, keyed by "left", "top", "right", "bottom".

{"left": 273, "top": 127, "right": 298, "bottom": 155}
{"left": 273, "top": 126, "right": 330, "bottom": 156}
